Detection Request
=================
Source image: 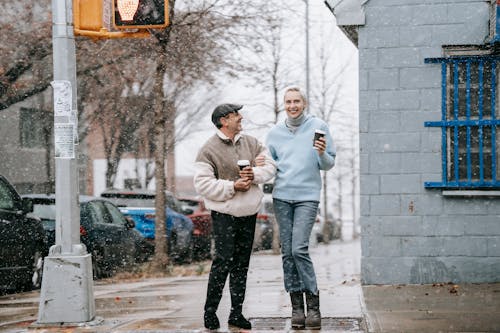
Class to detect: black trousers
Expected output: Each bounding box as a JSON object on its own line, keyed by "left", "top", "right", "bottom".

{"left": 204, "top": 211, "right": 256, "bottom": 316}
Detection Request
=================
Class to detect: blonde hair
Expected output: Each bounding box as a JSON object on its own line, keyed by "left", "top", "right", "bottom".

{"left": 283, "top": 86, "right": 307, "bottom": 104}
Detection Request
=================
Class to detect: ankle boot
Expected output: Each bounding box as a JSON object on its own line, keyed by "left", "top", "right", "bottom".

{"left": 305, "top": 291, "right": 321, "bottom": 329}
{"left": 204, "top": 311, "right": 220, "bottom": 330}
{"left": 228, "top": 313, "right": 252, "bottom": 329}
{"left": 290, "top": 292, "right": 305, "bottom": 328}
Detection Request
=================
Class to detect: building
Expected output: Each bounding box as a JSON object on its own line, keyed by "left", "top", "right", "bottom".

{"left": 327, "top": 0, "right": 500, "bottom": 284}
{"left": 0, "top": 91, "right": 55, "bottom": 194}
{"left": 0, "top": 89, "right": 90, "bottom": 195}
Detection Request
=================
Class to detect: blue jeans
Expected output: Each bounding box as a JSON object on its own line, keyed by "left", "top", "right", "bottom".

{"left": 273, "top": 199, "right": 319, "bottom": 294}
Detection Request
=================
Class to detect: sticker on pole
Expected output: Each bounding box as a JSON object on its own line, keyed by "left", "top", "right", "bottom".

{"left": 71, "top": 109, "right": 79, "bottom": 144}
{"left": 54, "top": 123, "right": 75, "bottom": 159}
{"left": 51, "top": 80, "right": 72, "bottom": 118}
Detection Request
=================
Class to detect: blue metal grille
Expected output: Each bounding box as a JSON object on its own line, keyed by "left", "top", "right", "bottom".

{"left": 425, "top": 55, "right": 500, "bottom": 188}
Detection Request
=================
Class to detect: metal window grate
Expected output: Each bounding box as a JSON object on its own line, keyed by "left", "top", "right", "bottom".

{"left": 425, "top": 55, "right": 500, "bottom": 189}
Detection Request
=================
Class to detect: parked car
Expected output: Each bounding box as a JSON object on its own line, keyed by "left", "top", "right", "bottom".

{"left": 253, "top": 196, "right": 275, "bottom": 251}
{"left": 0, "top": 176, "right": 47, "bottom": 294}
{"left": 100, "top": 189, "right": 194, "bottom": 263}
{"left": 22, "top": 194, "right": 153, "bottom": 279}
{"left": 309, "top": 214, "right": 324, "bottom": 247}
{"left": 177, "top": 196, "right": 213, "bottom": 260}
{"left": 119, "top": 206, "right": 193, "bottom": 263}
{"left": 311, "top": 209, "right": 341, "bottom": 244}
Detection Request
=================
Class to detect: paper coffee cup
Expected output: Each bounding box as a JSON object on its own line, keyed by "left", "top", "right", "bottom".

{"left": 237, "top": 159, "right": 250, "bottom": 170}
{"left": 313, "top": 129, "right": 326, "bottom": 145}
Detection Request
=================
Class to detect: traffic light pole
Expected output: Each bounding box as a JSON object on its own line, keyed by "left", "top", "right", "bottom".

{"left": 36, "top": 0, "right": 96, "bottom": 325}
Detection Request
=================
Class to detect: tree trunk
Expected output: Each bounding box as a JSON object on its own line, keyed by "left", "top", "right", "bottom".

{"left": 337, "top": 174, "right": 343, "bottom": 238}
{"left": 151, "top": 51, "right": 169, "bottom": 270}
{"left": 165, "top": 101, "right": 176, "bottom": 194}
{"left": 335, "top": 173, "right": 341, "bottom": 226}
{"left": 105, "top": 159, "right": 117, "bottom": 189}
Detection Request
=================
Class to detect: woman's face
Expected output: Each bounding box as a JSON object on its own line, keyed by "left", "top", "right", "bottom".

{"left": 284, "top": 90, "right": 306, "bottom": 119}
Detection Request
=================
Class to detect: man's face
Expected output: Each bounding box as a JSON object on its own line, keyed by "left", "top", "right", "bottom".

{"left": 221, "top": 111, "right": 243, "bottom": 135}
{"left": 284, "top": 90, "right": 306, "bottom": 119}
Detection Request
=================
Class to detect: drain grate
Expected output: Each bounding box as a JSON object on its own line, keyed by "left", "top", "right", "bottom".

{"left": 250, "top": 317, "right": 365, "bottom": 332}
{"left": 250, "top": 317, "right": 288, "bottom": 330}
{"left": 117, "top": 317, "right": 366, "bottom": 333}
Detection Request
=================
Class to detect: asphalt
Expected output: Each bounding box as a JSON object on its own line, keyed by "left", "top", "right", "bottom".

{"left": 0, "top": 238, "right": 499, "bottom": 332}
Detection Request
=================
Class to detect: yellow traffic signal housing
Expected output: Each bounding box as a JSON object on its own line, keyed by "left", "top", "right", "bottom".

{"left": 73, "top": 0, "right": 103, "bottom": 31}
{"left": 72, "top": 0, "right": 153, "bottom": 38}
{"left": 113, "top": 0, "right": 169, "bottom": 29}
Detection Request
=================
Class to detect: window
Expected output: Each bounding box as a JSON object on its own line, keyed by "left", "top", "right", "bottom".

{"left": 104, "top": 202, "right": 127, "bottom": 225}
{"left": 425, "top": 53, "right": 500, "bottom": 188}
{"left": 0, "top": 181, "right": 15, "bottom": 210}
{"left": 89, "top": 202, "right": 108, "bottom": 224}
{"left": 19, "top": 107, "right": 47, "bottom": 148}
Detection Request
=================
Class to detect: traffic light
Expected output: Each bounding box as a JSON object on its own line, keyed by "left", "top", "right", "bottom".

{"left": 113, "top": 0, "right": 169, "bottom": 29}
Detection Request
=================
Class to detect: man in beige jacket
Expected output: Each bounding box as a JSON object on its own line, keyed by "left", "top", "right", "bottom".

{"left": 194, "top": 103, "right": 275, "bottom": 330}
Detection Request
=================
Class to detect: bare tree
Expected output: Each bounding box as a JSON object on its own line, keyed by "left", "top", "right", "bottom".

{"left": 0, "top": 1, "right": 143, "bottom": 112}
{"left": 246, "top": 10, "right": 292, "bottom": 254}
{"left": 309, "top": 24, "right": 358, "bottom": 242}
{"left": 145, "top": 0, "right": 275, "bottom": 270}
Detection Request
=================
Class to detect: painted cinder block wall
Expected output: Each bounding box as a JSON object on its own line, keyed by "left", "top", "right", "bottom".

{"left": 358, "top": 0, "right": 500, "bottom": 284}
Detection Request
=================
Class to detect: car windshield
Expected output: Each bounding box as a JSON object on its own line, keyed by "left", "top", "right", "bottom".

{"left": 179, "top": 199, "right": 198, "bottom": 210}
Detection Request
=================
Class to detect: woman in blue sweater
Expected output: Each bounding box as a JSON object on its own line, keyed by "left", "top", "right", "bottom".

{"left": 266, "top": 86, "right": 336, "bottom": 329}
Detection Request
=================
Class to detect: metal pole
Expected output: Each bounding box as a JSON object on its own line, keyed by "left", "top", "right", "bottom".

{"left": 36, "top": 0, "right": 96, "bottom": 325}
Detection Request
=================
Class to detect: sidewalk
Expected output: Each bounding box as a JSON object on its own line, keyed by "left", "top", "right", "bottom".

{"left": 363, "top": 282, "right": 500, "bottom": 333}
{"left": 1, "top": 238, "right": 499, "bottom": 332}
{"left": 0, "top": 240, "right": 365, "bottom": 332}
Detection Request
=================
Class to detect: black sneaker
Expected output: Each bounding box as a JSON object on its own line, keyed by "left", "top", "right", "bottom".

{"left": 228, "top": 314, "right": 252, "bottom": 329}
{"left": 204, "top": 312, "right": 220, "bottom": 330}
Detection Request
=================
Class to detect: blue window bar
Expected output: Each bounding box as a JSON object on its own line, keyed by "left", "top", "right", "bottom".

{"left": 425, "top": 55, "right": 500, "bottom": 188}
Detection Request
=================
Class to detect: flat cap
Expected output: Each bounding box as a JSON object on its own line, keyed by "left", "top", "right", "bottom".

{"left": 211, "top": 103, "right": 243, "bottom": 126}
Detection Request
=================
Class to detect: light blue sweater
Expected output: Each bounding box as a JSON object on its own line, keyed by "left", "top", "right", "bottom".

{"left": 266, "top": 115, "right": 336, "bottom": 201}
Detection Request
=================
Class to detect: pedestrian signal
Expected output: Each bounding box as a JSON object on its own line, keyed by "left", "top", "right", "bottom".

{"left": 113, "top": 0, "right": 169, "bottom": 29}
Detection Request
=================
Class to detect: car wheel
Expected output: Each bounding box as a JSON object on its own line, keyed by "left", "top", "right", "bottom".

{"left": 202, "top": 237, "right": 212, "bottom": 259}
{"left": 31, "top": 250, "right": 44, "bottom": 289}
{"left": 169, "top": 232, "right": 180, "bottom": 263}
{"left": 192, "top": 237, "right": 210, "bottom": 261}
{"left": 91, "top": 250, "right": 105, "bottom": 279}
{"left": 183, "top": 244, "right": 193, "bottom": 264}
{"left": 21, "top": 250, "right": 44, "bottom": 292}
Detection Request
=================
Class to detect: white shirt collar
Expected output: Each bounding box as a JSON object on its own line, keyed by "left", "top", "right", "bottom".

{"left": 216, "top": 129, "right": 241, "bottom": 143}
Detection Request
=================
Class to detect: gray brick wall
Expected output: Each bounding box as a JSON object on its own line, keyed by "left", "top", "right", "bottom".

{"left": 359, "top": 0, "right": 500, "bottom": 284}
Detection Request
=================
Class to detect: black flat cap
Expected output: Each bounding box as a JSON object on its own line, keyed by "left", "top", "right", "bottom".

{"left": 211, "top": 103, "right": 243, "bottom": 127}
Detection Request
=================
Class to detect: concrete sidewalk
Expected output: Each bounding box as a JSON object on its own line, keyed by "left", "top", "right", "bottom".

{"left": 1, "top": 238, "right": 499, "bottom": 332}
{"left": 0, "top": 240, "right": 365, "bottom": 332}
{"left": 363, "top": 282, "right": 500, "bottom": 333}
